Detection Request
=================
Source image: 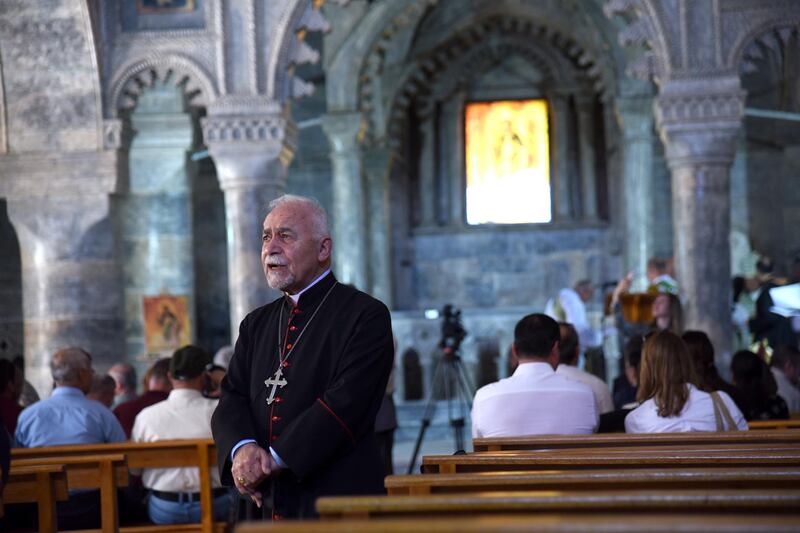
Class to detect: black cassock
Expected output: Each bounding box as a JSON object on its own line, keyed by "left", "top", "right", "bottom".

{"left": 211, "top": 272, "right": 393, "bottom": 519}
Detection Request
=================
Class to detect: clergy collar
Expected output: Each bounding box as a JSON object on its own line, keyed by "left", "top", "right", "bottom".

{"left": 284, "top": 269, "right": 334, "bottom": 307}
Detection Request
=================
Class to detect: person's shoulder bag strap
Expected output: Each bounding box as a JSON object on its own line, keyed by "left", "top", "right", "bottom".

{"left": 710, "top": 391, "right": 739, "bottom": 431}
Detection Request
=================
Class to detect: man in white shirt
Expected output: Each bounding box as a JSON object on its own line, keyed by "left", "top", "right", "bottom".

{"left": 544, "top": 280, "right": 602, "bottom": 350}
{"left": 133, "top": 346, "right": 233, "bottom": 525}
{"left": 471, "top": 313, "right": 598, "bottom": 438}
{"left": 556, "top": 322, "right": 615, "bottom": 414}
{"left": 771, "top": 346, "right": 800, "bottom": 413}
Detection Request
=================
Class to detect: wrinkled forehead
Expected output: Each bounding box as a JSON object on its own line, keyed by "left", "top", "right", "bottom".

{"left": 263, "top": 203, "right": 313, "bottom": 231}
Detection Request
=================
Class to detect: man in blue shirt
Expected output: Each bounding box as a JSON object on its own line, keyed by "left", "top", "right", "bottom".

{"left": 15, "top": 347, "right": 126, "bottom": 529}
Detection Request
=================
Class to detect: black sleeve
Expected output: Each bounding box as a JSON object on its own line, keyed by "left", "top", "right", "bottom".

{"left": 211, "top": 314, "right": 259, "bottom": 486}
{"left": 272, "top": 302, "right": 393, "bottom": 480}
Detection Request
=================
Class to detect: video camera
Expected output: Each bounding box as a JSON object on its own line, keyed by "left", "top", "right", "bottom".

{"left": 439, "top": 304, "right": 467, "bottom": 355}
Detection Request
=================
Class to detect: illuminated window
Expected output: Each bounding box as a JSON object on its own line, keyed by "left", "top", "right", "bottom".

{"left": 465, "top": 100, "right": 551, "bottom": 224}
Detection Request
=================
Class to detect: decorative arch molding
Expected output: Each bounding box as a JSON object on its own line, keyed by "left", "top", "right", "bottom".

{"left": 326, "top": 0, "right": 438, "bottom": 111}
{"left": 736, "top": 24, "right": 800, "bottom": 76}
{"left": 266, "top": 0, "right": 332, "bottom": 101}
{"left": 107, "top": 53, "right": 218, "bottom": 115}
{"left": 378, "top": 17, "right": 609, "bottom": 145}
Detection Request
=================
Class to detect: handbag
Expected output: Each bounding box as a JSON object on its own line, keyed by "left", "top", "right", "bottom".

{"left": 710, "top": 391, "right": 739, "bottom": 431}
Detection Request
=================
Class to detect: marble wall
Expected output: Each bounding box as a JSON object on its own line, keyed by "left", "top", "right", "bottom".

{"left": 409, "top": 225, "right": 620, "bottom": 311}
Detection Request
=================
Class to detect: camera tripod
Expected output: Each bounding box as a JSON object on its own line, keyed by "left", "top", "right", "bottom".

{"left": 407, "top": 347, "right": 476, "bottom": 474}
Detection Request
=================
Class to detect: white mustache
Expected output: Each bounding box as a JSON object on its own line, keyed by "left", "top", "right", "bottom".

{"left": 266, "top": 258, "right": 288, "bottom": 267}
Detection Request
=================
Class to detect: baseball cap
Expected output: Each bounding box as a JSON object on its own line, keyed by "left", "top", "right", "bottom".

{"left": 170, "top": 345, "right": 212, "bottom": 380}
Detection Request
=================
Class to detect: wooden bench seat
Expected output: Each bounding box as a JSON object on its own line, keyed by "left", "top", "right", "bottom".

{"left": 3, "top": 463, "right": 68, "bottom": 533}
{"left": 11, "top": 440, "right": 224, "bottom": 533}
{"left": 748, "top": 420, "right": 800, "bottom": 430}
{"left": 421, "top": 449, "right": 800, "bottom": 473}
{"left": 385, "top": 466, "right": 800, "bottom": 495}
{"left": 473, "top": 429, "right": 800, "bottom": 452}
{"left": 315, "top": 489, "right": 800, "bottom": 519}
{"left": 236, "top": 513, "right": 800, "bottom": 532}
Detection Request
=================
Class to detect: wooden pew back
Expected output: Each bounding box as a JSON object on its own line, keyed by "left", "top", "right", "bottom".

{"left": 235, "top": 514, "right": 800, "bottom": 532}
{"left": 316, "top": 489, "right": 800, "bottom": 519}
{"left": 386, "top": 466, "right": 800, "bottom": 495}
{"left": 3, "top": 463, "right": 68, "bottom": 533}
{"left": 421, "top": 448, "right": 800, "bottom": 473}
{"left": 473, "top": 429, "right": 800, "bottom": 452}
{"left": 11, "top": 440, "right": 221, "bottom": 533}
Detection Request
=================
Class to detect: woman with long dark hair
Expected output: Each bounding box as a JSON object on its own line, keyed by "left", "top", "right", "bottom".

{"left": 625, "top": 331, "right": 747, "bottom": 433}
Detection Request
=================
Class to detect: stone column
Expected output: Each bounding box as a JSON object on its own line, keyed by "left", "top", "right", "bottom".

{"left": 616, "top": 96, "right": 656, "bottom": 290}
{"left": 203, "top": 107, "right": 295, "bottom": 338}
{"left": 655, "top": 78, "right": 744, "bottom": 367}
{"left": 575, "top": 96, "right": 598, "bottom": 220}
{"left": 321, "top": 112, "right": 369, "bottom": 291}
{"left": 447, "top": 92, "right": 466, "bottom": 226}
{"left": 1, "top": 151, "right": 124, "bottom": 396}
{"left": 416, "top": 107, "right": 437, "bottom": 227}
{"left": 550, "top": 95, "right": 573, "bottom": 221}
{"left": 363, "top": 144, "right": 395, "bottom": 305}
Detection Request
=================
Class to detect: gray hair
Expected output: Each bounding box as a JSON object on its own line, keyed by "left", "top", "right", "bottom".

{"left": 51, "top": 347, "right": 92, "bottom": 385}
{"left": 267, "top": 194, "right": 330, "bottom": 241}
{"left": 109, "top": 363, "right": 137, "bottom": 392}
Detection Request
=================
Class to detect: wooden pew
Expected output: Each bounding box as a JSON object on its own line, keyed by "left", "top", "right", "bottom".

{"left": 385, "top": 466, "right": 800, "bottom": 495}
{"left": 12, "top": 454, "right": 128, "bottom": 533}
{"left": 421, "top": 448, "right": 800, "bottom": 474}
{"left": 3, "top": 463, "right": 68, "bottom": 533}
{"left": 748, "top": 420, "right": 800, "bottom": 430}
{"left": 316, "top": 489, "right": 800, "bottom": 519}
{"left": 11, "top": 440, "right": 224, "bottom": 533}
{"left": 473, "top": 429, "right": 800, "bottom": 452}
{"left": 236, "top": 513, "right": 800, "bottom": 532}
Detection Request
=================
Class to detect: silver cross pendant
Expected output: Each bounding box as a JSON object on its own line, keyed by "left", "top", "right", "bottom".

{"left": 264, "top": 366, "right": 288, "bottom": 405}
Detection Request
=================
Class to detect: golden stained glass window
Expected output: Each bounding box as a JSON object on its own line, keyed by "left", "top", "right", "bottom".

{"left": 465, "top": 100, "right": 551, "bottom": 224}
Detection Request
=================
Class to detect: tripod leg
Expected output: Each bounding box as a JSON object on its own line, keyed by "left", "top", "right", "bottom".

{"left": 407, "top": 354, "right": 446, "bottom": 474}
{"left": 443, "top": 359, "right": 466, "bottom": 452}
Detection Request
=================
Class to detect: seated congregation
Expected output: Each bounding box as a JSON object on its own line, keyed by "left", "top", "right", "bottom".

{"left": 0, "top": 276, "right": 798, "bottom": 531}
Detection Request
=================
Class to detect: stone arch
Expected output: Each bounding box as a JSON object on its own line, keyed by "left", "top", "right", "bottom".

{"left": 107, "top": 54, "right": 217, "bottom": 115}
{"left": 382, "top": 16, "right": 607, "bottom": 145}
{"left": 730, "top": 20, "right": 800, "bottom": 76}
{"left": 266, "top": 0, "right": 331, "bottom": 101}
{"left": 326, "top": 0, "right": 435, "bottom": 111}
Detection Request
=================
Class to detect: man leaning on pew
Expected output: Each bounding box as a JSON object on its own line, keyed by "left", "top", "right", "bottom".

{"left": 471, "top": 314, "right": 598, "bottom": 437}
{"left": 14, "top": 347, "right": 126, "bottom": 529}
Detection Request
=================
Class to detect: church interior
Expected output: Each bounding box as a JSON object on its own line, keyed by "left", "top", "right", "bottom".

{"left": 1, "top": 0, "right": 800, "bottom": 530}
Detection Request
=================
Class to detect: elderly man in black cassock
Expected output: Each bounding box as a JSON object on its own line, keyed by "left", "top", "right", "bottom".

{"left": 211, "top": 194, "right": 393, "bottom": 520}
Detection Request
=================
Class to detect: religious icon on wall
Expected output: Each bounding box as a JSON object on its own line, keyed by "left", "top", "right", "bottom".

{"left": 137, "top": 0, "right": 195, "bottom": 14}
{"left": 143, "top": 295, "right": 192, "bottom": 355}
{"left": 465, "top": 99, "right": 551, "bottom": 224}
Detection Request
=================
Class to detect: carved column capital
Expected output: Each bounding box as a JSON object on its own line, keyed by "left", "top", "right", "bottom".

{"left": 321, "top": 112, "right": 365, "bottom": 154}
{"left": 615, "top": 95, "right": 655, "bottom": 141}
{"left": 655, "top": 78, "right": 745, "bottom": 168}
{"left": 203, "top": 112, "right": 297, "bottom": 190}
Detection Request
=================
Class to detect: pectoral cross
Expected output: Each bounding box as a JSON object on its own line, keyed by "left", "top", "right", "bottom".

{"left": 264, "top": 366, "right": 287, "bottom": 405}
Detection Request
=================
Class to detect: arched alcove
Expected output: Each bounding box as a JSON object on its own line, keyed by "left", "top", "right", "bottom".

{"left": 117, "top": 77, "right": 229, "bottom": 361}
{"left": 402, "top": 348, "right": 424, "bottom": 401}
{"left": 739, "top": 27, "right": 800, "bottom": 275}
{"left": 0, "top": 199, "right": 23, "bottom": 360}
{"left": 476, "top": 338, "right": 500, "bottom": 389}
